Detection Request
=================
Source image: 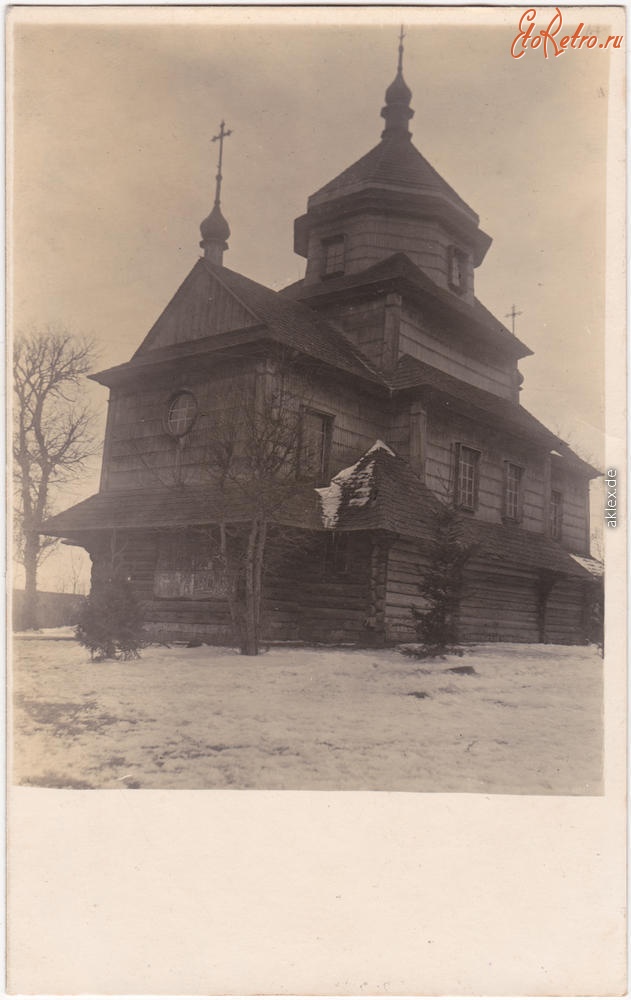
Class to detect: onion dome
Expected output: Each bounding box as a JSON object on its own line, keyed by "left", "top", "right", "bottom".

{"left": 384, "top": 69, "right": 412, "bottom": 107}
{"left": 381, "top": 30, "right": 414, "bottom": 138}
{"left": 200, "top": 202, "right": 230, "bottom": 245}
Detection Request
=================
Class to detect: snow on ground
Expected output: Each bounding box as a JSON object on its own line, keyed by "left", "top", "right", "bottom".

{"left": 11, "top": 637, "right": 603, "bottom": 794}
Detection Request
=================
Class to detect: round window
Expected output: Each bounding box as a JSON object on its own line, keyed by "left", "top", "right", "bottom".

{"left": 166, "top": 391, "right": 198, "bottom": 437}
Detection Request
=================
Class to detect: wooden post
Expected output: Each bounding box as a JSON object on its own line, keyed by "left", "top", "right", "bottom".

{"left": 536, "top": 569, "right": 559, "bottom": 643}
{"left": 254, "top": 357, "right": 275, "bottom": 417}
{"left": 382, "top": 293, "right": 401, "bottom": 372}
{"left": 368, "top": 531, "right": 389, "bottom": 645}
{"left": 409, "top": 401, "right": 427, "bottom": 481}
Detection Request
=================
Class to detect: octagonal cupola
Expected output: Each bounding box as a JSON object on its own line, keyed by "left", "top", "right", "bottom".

{"left": 293, "top": 35, "right": 491, "bottom": 299}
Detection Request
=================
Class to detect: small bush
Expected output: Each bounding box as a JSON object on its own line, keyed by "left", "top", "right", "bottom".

{"left": 410, "top": 505, "right": 476, "bottom": 658}
{"left": 76, "top": 576, "right": 146, "bottom": 661}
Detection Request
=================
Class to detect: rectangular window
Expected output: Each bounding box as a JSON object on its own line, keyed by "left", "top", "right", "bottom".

{"left": 504, "top": 462, "right": 523, "bottom": 521}
{"left": 322, "top": 236, "right": 345, "bottom": 277}
{"left": 153, "top": 529, "right": 229, "bottom": 600}
{"left": 456, "top": 444, "right": 480, "bottom": 511}
{"left": 300, "top": 408, "right": 333, "bottom": 483}
{"left": 448, "top": 246, "right": 467, "bottom": 293}
{"left": 550, "top": 490, "right": 563, "bottom": 540}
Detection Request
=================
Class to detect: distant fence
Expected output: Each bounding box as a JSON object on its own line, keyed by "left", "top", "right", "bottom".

{"left": 12, "top": 590, "right": 86, "bottom": 631}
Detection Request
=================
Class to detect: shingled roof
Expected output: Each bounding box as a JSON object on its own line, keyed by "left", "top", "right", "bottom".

{"left": 40, "top": 480, "right": 324, "bottom": 537}
{"left": 308, "top": 132, "right": 477, "bottom": 221}
{"left": 316, "top": 441, "right": 442, "bottom": 537}
{"left": 42, "top": 442, "right": 593, "bottom": 581}
{"left": 315, "top": 442, "right": 593, "bottom": 579}
{"left": 460, "top": 518, "right": 594, "bottom": 580}
{"left": 92, "top": 258, "right": 382, "bottom": 388}
{"left": 283, "top": 252, "right": 532, "bottom": 361}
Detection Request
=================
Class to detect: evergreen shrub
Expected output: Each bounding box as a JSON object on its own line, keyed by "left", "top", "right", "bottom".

{"left": 75, "top": 576, "right": 146, "bottom": 660}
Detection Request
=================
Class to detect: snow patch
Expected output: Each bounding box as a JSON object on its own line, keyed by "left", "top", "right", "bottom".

{"left": 316, "top": 441, "right": 390, "bottom": 527}
{"left": 316, "top": 481, "right": 344, "bottom": 529}
{"left": 366, "top": 439, "right": 395, "bottom": 457}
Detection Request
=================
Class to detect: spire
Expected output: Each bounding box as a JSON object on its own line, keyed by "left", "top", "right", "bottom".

{"left": 381, "top": 26, "right": 414, "bottom": 139}
{"left": 200, "top": 120, "right": 232, "bottom": 265}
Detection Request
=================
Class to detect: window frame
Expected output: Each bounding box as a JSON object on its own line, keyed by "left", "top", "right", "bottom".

{"left": 321, "top": 235, "right": 346, "bottom": 279}
{"left": 165, "top": 389, "right": 198, "bottom": 438}
{"left": 298, "top": 406, "right": 334, "bottom": 485}
{"left": 447, "top": 245, "right": 468, "bottom": 294}
{"left": 503, "top": 461, "right": 524, "bottom": 522}
{"left": 454, "top": 442, "right": 481, "bottom": 512}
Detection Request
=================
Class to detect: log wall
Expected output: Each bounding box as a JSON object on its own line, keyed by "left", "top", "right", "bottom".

{"left": 384, "top": 538, "right": 432, "bottom": 643}
{"left": 264, "top": 531, "right": 374, "bottom": 644}
{"left": 89, "top": 528, "right": 375, "bottom": 645}
{"left": 87, "top": 527, "right": 590, "bottom": 647}
{"left": 544, "top": 578, "right": 587, "bottom": 645}
{"left": 458, "top": 564, "right": 540, "bottom": 643}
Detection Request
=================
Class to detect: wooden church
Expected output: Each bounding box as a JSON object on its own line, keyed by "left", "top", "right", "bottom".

{"left": 43, "top": 38, "right": 602, "bottom": 646}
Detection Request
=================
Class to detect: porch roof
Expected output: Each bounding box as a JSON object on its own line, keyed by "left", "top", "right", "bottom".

{"left": 41, "top": 444, "right": 593, "bottom": 581}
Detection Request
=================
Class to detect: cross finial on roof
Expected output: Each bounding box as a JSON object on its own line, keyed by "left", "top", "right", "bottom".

{"left": 381, "top": 28, "right": 414, "bottom": 138}
{"left": 505, "top": 304, "right": 523, "bottom": 335}
{"left": 211, "top": 120, "right": 233, "bottom": 208}
{"left": 398, "top": 25, "right": 406, "bottom": 73}
{"left": 200, "top": 120, "right": 233, "bottom": 264}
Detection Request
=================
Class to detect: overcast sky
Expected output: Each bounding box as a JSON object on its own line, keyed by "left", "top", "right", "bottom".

{"left": 9, "top": 7, "right": 622, "bottom": 584}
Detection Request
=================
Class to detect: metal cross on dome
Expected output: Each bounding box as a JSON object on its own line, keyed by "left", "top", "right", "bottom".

{"left": 211, "top": 120, "right": 233, "bottom": 207}
{"left": 398, "top": 25, "right": 406, "bottom": 72}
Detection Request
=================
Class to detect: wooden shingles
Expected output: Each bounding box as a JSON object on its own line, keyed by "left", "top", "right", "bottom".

{"left": 284, "top": 252, "right": 532, "bottom": 360}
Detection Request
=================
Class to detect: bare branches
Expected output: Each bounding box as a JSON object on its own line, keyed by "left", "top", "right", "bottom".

{"left": 13, "top": 327, "right": 98, "bottom": 626}
{"left": 204, "top": 355, "right": 311, "bottom": 654}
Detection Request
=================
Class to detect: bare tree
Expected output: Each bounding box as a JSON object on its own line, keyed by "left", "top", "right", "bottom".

{"left": 13, "top": 329, "right": 98, "bottom": 628}
{"left": 207, "top": 357, "right": 313, "bottom": 655}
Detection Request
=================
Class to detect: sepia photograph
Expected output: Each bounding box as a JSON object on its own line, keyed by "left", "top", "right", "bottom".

{"left": 7, "top": 6, "right": 627, "bottom": 996}
{"left": 9, "top": 6, "right": 618, "bottom": 797}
